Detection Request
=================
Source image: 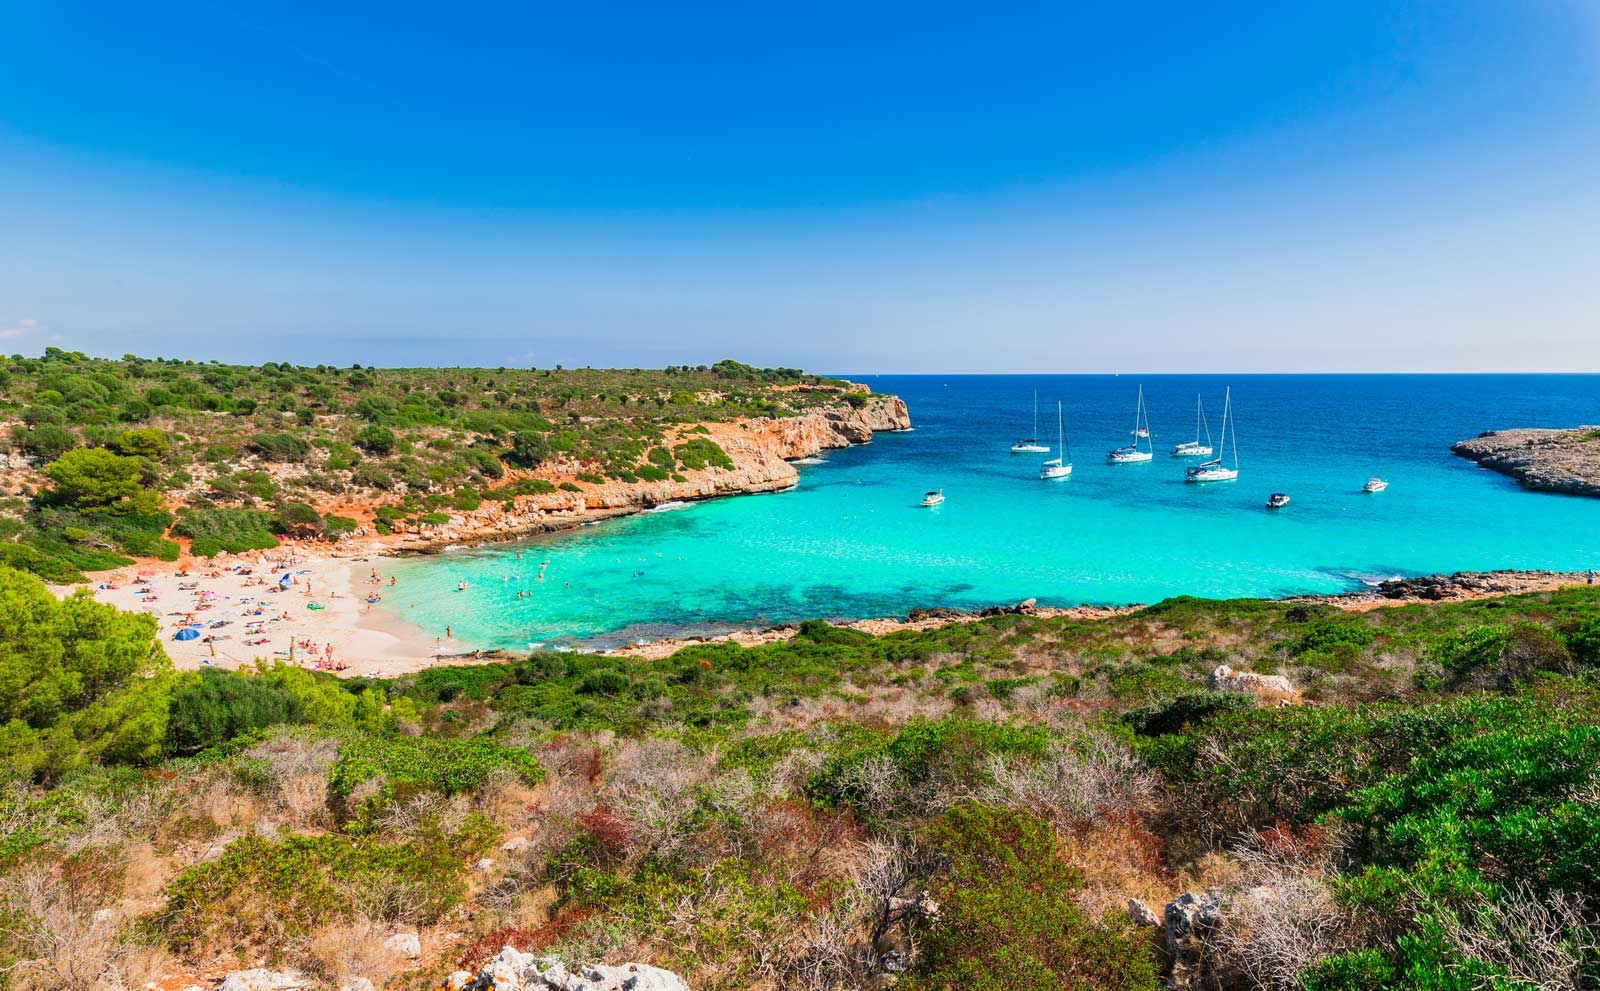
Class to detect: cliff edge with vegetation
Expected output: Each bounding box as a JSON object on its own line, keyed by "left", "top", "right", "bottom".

{"left": 0, "top": 350, "right": 909, "bottom": 578}
{"left": 1452, "top": 425, "right": 1600, "bottom": 498}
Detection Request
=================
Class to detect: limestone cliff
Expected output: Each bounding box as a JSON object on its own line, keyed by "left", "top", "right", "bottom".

{"left": 389, "top": 392, "right": 911, "bottom": 548}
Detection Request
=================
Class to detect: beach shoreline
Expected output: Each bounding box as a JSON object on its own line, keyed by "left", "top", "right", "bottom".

{"left": 55, "top": 542, "right": 1598, "bottom": 677}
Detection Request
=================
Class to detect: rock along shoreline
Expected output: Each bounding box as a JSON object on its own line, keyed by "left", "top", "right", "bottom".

{"left": 1451, "top": 425, "right": 1600, "bottom": 498}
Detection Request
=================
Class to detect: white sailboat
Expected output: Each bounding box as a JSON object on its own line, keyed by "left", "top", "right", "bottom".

{"left": 1010, "top": 391, "right": 1050, "bottom": 453}
{"left": 1108, "top": 384, "right": 1155, "bottom": 463}
{"left": 1041, "top": 401, "right": 1072, "bottom": 479}
{"left": 1185, "top": 387, "right": 1239, "bottom": 482}
{"left": 1171, "top": 393, "right": 1214, "bottom": 456}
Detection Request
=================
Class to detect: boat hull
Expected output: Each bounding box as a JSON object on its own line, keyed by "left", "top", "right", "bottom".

{"left": 1186, "top": 468, "right": 1239, "bottom": 483}
{"left": 1172, "top": 444, "right": 1213, "bottom": 456}
{"left": 1040, "top": 463, "right": 1072, "bottom": 479}
{"left": 1011, "top": 444, "right": 1049, "bottom": 454}
{"left": 1108, "top": 450, "right": 1153, "bottom": 463}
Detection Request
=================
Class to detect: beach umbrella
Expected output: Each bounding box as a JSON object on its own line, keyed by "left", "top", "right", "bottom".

{"left": 174, "top": 627, "right": 200, "bottom": 641}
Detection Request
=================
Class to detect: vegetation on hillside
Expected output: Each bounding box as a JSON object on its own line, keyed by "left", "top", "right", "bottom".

{"left": 0, "top": 349, "right": 860, "bottom": 580}
{"left": 5, "top": 562, "right": 1600, "bottom": 989}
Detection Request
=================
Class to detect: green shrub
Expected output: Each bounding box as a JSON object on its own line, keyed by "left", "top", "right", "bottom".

{"left": 353, "top": 424, "right": 397, "bottom": 455}
{"left": 0, "top": 567, "right": 173, "bottom": 780}
{"left": 1122, "top": 690, "right": 1255, "bottom": 736}
{"left": 165, "top": 669, "right": 304, "bottom": 754}
{"left": 327, "top": 735, "right": 544, "bottom": 800}
{"left": 903, "top": 803, "right": 1155, "bottom": 991}
{"left": 248, "top": 432, "right": 311, "bottom": 462}
{"left": 161, "top": 817, "right": 495, "bottom": 948}
{"left": 673, "top": 437, "right": 734, "bottom": 472}
{"left": 44, "top": 447, "right": 145, "bottom": 507}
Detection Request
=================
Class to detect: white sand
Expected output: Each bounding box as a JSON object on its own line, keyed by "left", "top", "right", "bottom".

{"left": 56, "top": 546, "right": 496, "bottom": 679}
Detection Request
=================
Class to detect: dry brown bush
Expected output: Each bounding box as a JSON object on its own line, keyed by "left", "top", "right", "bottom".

{"left": 1436, "top": 882, "right": 1600, "bottom": 991}
{"left": 0, "top": 860, "right": 173, "bottom": 991}
{"left": 304, "top": 915, "right": 409, "bottom": 989}
{"left": 1211, "top": 823, "right": 1360, "bottom": 991}
{"left": 976, "top": 730, "right": 1155, "bottom": 829}
{"left": 600, "top": 737, "right": 714, "bottom": 863}
{"left": 245, "top": 732, "right": 338, "bottom": 830}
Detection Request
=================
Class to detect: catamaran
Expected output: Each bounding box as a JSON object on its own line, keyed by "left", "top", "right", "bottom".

{"left": 1041, "top": 401, "right": 1072, "bottom": 479}
{"left": 1108, "top": 384, "right": 1155, "bottom": 463}
{"left": 1186, "top": 387, "right": 1239, "bottom": 482}
{"left": 1010, "top": 391, "right": 1050, "bottom": 454}
{"left": 1171, "top": 393, "right": 1214, "bottom": 457}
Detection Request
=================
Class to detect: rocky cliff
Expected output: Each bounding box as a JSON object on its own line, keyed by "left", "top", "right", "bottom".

{"left": 391, "top": 392, "right": 911, "bottom": 548}
{"left": 1452, "top": 426, "right": 1600, "bottom": 498}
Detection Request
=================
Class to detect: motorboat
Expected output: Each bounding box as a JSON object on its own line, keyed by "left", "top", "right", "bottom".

{"left": 921, "top": 489, "right": 945, "bottom": 507}
{"left": 1363, "top": 478, "right": 1389, "bottom": 493}
{"left": 1267, "top": 493, "right": 1290, "bottom": 509}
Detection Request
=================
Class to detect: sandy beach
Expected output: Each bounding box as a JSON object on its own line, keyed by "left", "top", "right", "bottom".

{"left": 56, "top": 545, "right": 498, "bottom": 678}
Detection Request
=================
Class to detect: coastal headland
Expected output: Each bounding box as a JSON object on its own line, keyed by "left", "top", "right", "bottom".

{"left": 1452, "top": 425, "right": 1600, "bottom": 497}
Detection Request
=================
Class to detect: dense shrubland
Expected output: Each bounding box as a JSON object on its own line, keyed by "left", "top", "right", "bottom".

{"left": 6, "top": 563, "right": 1600, "bottom": 988}
{"left": 0, "top": 350, "right": 859, "bottom": 580}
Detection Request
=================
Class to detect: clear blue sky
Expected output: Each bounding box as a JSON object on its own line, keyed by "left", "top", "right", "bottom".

{"left": 3, "top": 1, "right": 1598, "bottom": 371}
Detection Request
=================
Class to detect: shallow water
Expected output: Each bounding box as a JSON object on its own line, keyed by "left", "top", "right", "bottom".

{"left": 381, "top": 374, "right": 1600, "bottom": 650}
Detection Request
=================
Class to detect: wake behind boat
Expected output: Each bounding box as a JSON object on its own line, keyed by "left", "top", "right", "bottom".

{"left": 1186, "top": 387, "right": 1240, "bottom": 482}
{"left": 1108, "top": 384, "right": 1155, "bottom": 463}
{"left": 1010, "top": 390, "right": 1050, "bottom": 453}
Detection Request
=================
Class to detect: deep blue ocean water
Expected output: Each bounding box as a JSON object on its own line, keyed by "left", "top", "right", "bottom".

{"left": 383, "top": 375, "right": 1600, "bottom": 650}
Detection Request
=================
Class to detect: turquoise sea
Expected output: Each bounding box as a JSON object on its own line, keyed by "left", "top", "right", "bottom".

{"left": 382, "top": 375, "right": 1600, "bottom": 650}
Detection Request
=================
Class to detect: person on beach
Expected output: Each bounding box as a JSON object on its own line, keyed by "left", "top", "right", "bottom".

{"left": 1589, "top": 570, "right": 1596, "bottom": 586}
{"left": 446, "top": 625, "right": 452, "bottom": 640}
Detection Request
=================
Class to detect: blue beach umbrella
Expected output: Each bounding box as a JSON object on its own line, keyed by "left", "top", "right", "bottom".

{"left": 174, "top": 626, "right": 201, "bottom": 641}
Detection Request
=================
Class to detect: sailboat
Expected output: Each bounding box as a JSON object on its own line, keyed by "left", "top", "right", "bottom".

{"left": 1010, "top": 391, "right": 1050, "bottom": 453}
{"left": 1041, "top": 402, "right": 1072, "bottom": 479}
{"left": 1186, "top": 387, "right": 1239, "bottom": 482}
{"left": 1108, "top": 385, "right": 1155, "bottom": 463}
{"left": 1171, "top": 393, "right": 1214, "bottom": 456}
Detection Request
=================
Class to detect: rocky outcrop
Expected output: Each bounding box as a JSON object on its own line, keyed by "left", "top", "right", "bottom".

{"left": 1128, "top": 892, "right": 1221, "bottom": 991}
{"left": 1209, "top": 665, "right": 1302, "bottom": 707}
{"left": 392, "top": 392, "right": 911, "bottom": 551}
{"left": 1369, "top": 570, "right": 1584, "bottom": 602}
{"left": 1452, "top": 426, "right": 1600, "bottom": 498}
{"left": 446, "top": 947, "right": 688, "bottom": 991}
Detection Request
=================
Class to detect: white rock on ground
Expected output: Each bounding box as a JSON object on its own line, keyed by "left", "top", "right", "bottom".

{"left": 219, "top": 970, "right": 307, "bottom": 991}
{"left": 384, "top": 931, "right": 422, "bottom": 958}
{"left": 457, "top": 947, "right": 689, "bottom": 991}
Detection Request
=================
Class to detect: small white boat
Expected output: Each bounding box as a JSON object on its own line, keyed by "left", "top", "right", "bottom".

{"left": 921, "top": 488, "right": 945, "bottom": 507}
{"left": 1108, "top": 384, "right": 1156, "bottom": 463}
{"left": 1186, "top": 387, "right": 1240, "bottom": 482}
{"left": 1267, "top": 493, "right": 1290, "bottom": 509}
{"left": 1363, "top": 478, "right": 1389, "bottom": 493}
{"left": 1010, "top": 390, "right": 1050, "bottom": 453}
{"left": 1172, "top": 393, "right": 1214, "bottom": 456}
{"left": 1041, "top": 401, "right": 1072, "bottom": 479}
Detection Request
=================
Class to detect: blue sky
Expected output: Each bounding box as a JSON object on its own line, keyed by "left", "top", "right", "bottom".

{"left": 3, "top": 1, "right": 1598, "bottom": 371}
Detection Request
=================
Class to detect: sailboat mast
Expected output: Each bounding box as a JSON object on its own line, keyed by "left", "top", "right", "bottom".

{"left": 1228, "top": 387, "right": 1239, "bottom": 469}
{"left": 1032, "top": 390, "right": 1039, "bottom": 440}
